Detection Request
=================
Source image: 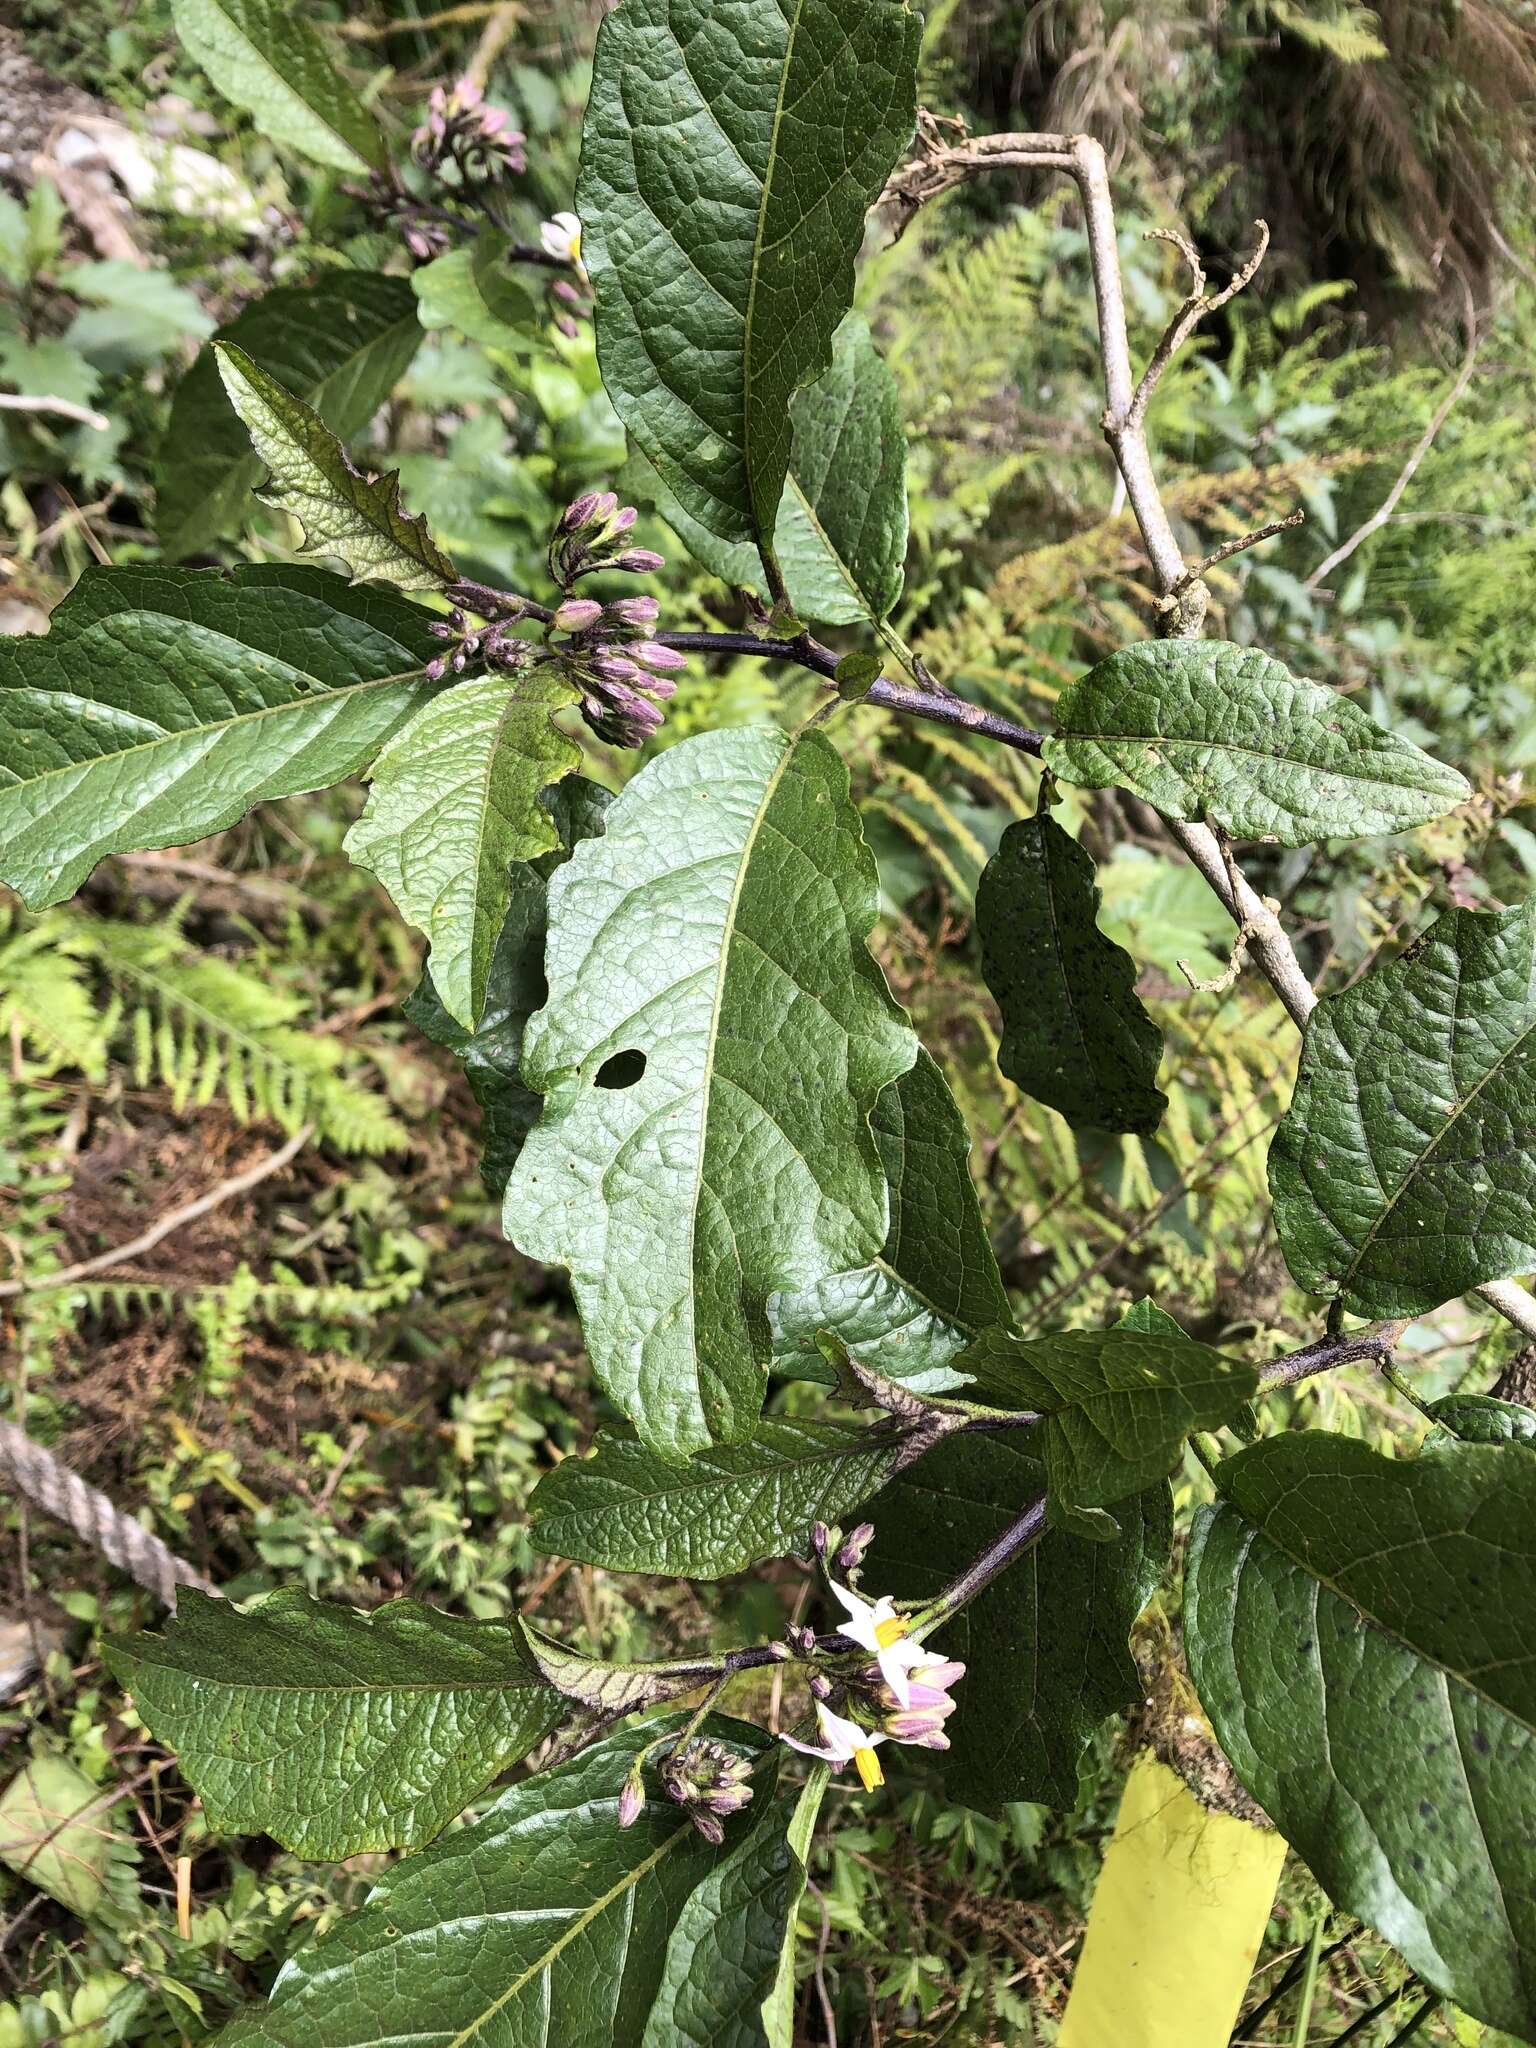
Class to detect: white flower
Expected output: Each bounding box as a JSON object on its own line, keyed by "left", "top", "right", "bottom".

{"left": 827, "top": 1580, "right": 932, "bottom": 1708}
{"left": 541, "top": 211, "right": 583, "bottom": 267}
{"left": 783, "top": 1703, "right": 887, "bottom": 1790}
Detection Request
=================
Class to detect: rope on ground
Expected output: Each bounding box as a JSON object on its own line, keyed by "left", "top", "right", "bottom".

{"left": 0, "top": 1421, "right": 213, "bottom": 1609}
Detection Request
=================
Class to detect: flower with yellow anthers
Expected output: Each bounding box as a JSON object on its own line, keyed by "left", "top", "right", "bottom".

{"left": 540, "top": 211, "right": 584, "bottom": 269}
{"left": 783, "top": 1703, "right": 888, "bottom": 1791}
{"left": 826, "top": 1580, "right": 933, "bottom": 1708}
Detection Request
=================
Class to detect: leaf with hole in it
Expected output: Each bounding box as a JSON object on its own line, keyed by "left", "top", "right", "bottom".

{"left": 1044, "top": 640, "right": 1470, "bottom": 845}
{"left": 868, "top": 1435, "right": 1171, "bottom": 1808}
{"left": 625, "top": 316, "right": 908, "bottom": 626}
{"left": 157, "top": 273, "right": 421, "bottom": 560}
{"left": 1270, "top": 900, "right": 1536, "bottom": 1318}
{"left": 1185, "top": 1432, "right": 1536, "bottom": 2040}
{"left": 214, "top": 343, "right": 455, "bottom": 591}
{"left": 104, "top": 1589, "right": 560, "bottom": 1860}
{"left": 171, "top": 0, "right": 383, "bottom": 173}
{"left": 505, "top": 726, "right": 917, "bottom": 1462}
{"left": 212, "top": 1717, "right": 797, "bottom": 2048}
{"left": 959, "top": 1323, "right": 1257, "bottom": 1529}
{"left": 771, "top": 1047, "right": 1011, "bottom": 1392}
{"left": 977, "top": 811, "right": 1166, "bottom": 1135}
{"left": 529, "top": 1416, "right": 907, "bottom": 1578}
{"left": 0, "top": 564, "right": 442, "bottom": 910}
{"left": 404, "top": 778, "right": 612, "bottom": 1199}
{"left": 579, "top": 0, "right": 920, "bottom": 558}
{"left": 346, "top": 670, "right": 584, "bottom": 1032}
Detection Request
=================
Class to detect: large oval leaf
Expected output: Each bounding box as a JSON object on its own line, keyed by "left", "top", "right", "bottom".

{"left": 1185, "top": 1433, "right": 1536, "bottom": 2039}
{"left": 626, "top": 316, "right": 910, "bottom": 627}
{"left": 215, "top": 342, "right": 457, "bottom": 592}
{"left": 506, "top": 725, "right": 917, "bottom": 1461}
{"left": 579, "top": 0, "right": 921, "bottom": 555}
{"left": 212, "top": 1718, "right": 796, "bottom": 2048}
{"left": 770, "top": 1046, "right": 1011, "bottom": 1390}
{"left": 106, "top": 1589, "right": 559, "bottom": 1860}
{"left": 404, "top": 778, "right": 612, "bottom": 1199}
{"left": 345, "top": 670, "right": 584, "bottom": 1032}
{"left": 0, "top": 564, "right": 441, "bottom": 909}
{"left": 1043, "top": 640, "right": 1470, "bottom": 845}
{"left": 869, "top": 1435, "right": 1171, "bottom": 1808}
{"left": 156, "top": 273, "right": 421, "bottom": 560}
{"left": 171, "top": 0, "right": 383, "bottom": 174}
{"left": 977, "top": 811, "right": 1166, "bottom": 1135}
{"left": 529, "top": 1416, "right": 905, "bottom": 1578}
{"left": 1270, "top": 900, "right": 1536, "bottom": 1317}
{"left": 960, "top": 1322, "right": 1258, "bottom": 1528}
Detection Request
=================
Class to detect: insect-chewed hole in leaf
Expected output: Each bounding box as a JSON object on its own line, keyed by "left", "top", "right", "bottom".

{"left": 594, "top": 1049, "right": 647, "bottom": 1090}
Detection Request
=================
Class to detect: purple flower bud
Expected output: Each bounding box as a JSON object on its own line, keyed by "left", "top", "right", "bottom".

{"left": 641, "top": 673, "right": 678, "bottom": 702}
{"left": 559, "top": 491, "right": 606, "bottom": 535}
{"left": 614, "top": 549, "right": 666, "bottom": 575}
{"left": 603, "top": 504, "right": 639, "bottom": 536}
{"left": 593, "top": 651, "right": 643, "bottom": 683}
{"left": 837, "top": 1522, "right": 876, "bottom": 1571}
{"left": 810, "top": 1522, "right": 831, "bottom": 1558}
{"left": 629, "top": 640, "right": 686, "bottom": 672}
{"left": 607, "top": 596, "right": 660, "bottom": 626}
{"left": 788, "top": 1625, "right": 817, "bottom": 1656}
{"left": 886, "top": 1706, "right": 953, "bottom": 1743}
{"left": 808, "top": 1672, "right": 833, "bottom": 1701}
{"left": 425, "top": 656, "right": 448, "bottom": 683}
{"left": 691, "top": 1811, "right": 725, "bottom": 1846}
{"left": 428, "top": 620, "right": 454, "bottom": 640}
{"left": 453, "top": 76, "right": 483, "bottom": 109}
{"left": 617, "top": 1773, "right": 645, "bottom": 1828}
{"left": 552, "top": 280, "right": 584, "bottom": 306}
{"left": 554, "top": 598, "right": 604, "bottom": 632}
{"left": 555, "top": 315, "right": 580, "bottom": 340}
{"left": 766, "top": 1640, "right": 792, "bottom": 1662}
{"left": 451, "top": 648, "right": 468, "bottom": 672}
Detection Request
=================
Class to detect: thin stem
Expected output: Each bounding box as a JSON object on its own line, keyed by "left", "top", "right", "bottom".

{"left": 1290, "top": 1911, "right": 1327, "bottom": 2048}
{"left": 1232, "top": 1932, "right": 1356, "bottom": 2042}
{"left": 915, "top": 1495, "right": 1048, "bottom": 1633}
{"left": 1257, "top": 1321, "right": 1406, "bottom": 1392}
{"left": 656, "top": 630, "right": 1046, "bottom": 753}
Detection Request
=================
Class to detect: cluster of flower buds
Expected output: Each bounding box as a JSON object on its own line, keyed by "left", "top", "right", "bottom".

{"left": 615, "top": 1738, "right": 754, "bottom": 1846}
{"left": 546, "top": 495, "right": 681, "bottom": 746}
{"left": 858, "top": 1655, "right": 965, "bottom": 1750}
{"left": 809, "top": 1518, "right": 875, "bottom": 1583}
{"left": 412, "top": 78, "right": 526, "bottom": 187}
{"left": 424, "top": 593, "right": 533, "bottom": 685}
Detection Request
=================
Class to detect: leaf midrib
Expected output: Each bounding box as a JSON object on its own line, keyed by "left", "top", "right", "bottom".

{"left": 8, "top": 661, "right": 431, "bottom": 794}
{"left": 1223, "top": 1498, "right": 1536, "bottom": 1732}
{"left": 189, "top": 0, "right": 372, "bottom": 170}
{"left": 1061, "top": 723, "right": 1446, "bottom": 795}
{"left": 1336, "top": 913, "right": 1536, "bottom": 1295}
{"left": 741, "top": 0, "right": 808, "bottom": 550}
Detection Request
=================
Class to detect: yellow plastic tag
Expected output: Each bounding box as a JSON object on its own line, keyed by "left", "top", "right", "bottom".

{"left": 1058, "top": 1750, "right": 1287, "bottom": 2048}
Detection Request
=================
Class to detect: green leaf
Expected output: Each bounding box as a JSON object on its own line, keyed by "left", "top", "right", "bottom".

{"left": 1270, "top": 901, "right": 1536, "bottom": 1317}
{"left": 157, "top": 273, "right": 421, "bottom": 560}
{"left": 212, "top": 1717, "right": 794, "bottom": 2048}
{"left": 105, "top": 1588, "right": 559, "bottom": 1860}
{"left": 213, "top": 343, "right": 455, "bottom": 591}
{"left": 345, "top": 671, "right": 584, "bottom": 1031}
{"left": 771, "top": 1047, "right": 1011, "bottom": 1392}
{"left": 959, "top": 1324, "right": 1258, "bottom": 1524}
{"left": 1185, "top": 1433, "right": 1536, "bottom": 2040}
{"left": 1424, "top": 1394, "right": 1536, "bottom": 1446}
{"left": 761, "top": 1766, "right": 829, "bottom": 2047}
{"left": 170, "top": 0, "right": 384, "bottom": 174}
{"left": 977, "top": 811, "right": 1166, "bottom": 1135}
{"left": 528, "top": 1417, "right": 905, "bottom": 1578}
{"left": 1043, "top": 640, "right": 1471, "bottom": 846}
{"left": 579, "top": 0, "right": 920, "bottom": 556}
{"left": 404, "top": 777, "right": 611, "bottom": 1198}
{"left": 627, "top": 318, "right": 909, "bottom": 627}
{"left": 506, "top": 725, "right": 917, "bottom": 1461}
{"left": 869, "top": 1436, "right": 1171, "bottom": 1807}
{"left": 0, "top": 564, "right": 442, "bottom": 910}
{"left": 0, "top": 1754, "right": 127, "bottom": 1917}
{"left": 412, "top": 240, "right": 540, "bottom": 350}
